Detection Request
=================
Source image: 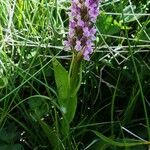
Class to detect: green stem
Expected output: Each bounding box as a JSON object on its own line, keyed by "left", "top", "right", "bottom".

{"left": 70, "top": 52, "right": 83, "bottom": 95}
{"left": 58, "top": 52, "right": 83, "bottom": 148}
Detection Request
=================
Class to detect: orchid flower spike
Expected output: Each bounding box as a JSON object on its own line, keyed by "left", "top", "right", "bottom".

{"left": 64, "top": 0, "right": 100, "bottom": 60}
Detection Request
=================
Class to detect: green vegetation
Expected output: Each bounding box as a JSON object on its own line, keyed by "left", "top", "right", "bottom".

{"left": 0, "top": 0, "right": 150, "bottom": 149}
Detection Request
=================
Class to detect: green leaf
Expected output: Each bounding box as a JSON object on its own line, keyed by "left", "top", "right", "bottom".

{"left": 53, "top": 58, "right": 76, "bottom": 123}
{"left": 53, "top": 56, "right": 82, "bottom": 123}
{"left": 0, "top": 127, "right": 24, "bottom": 150}
{"left": 96, "top": 13, "right": 120, "bottom": 35}
{"left": 52, "top": 58, "right": 70, "bottom": 107}
{"left": 0, "top": 128, "right": 17, "bottom": 144}
{"left": 70, "top": 54, "right": 82, "bottom": 96}
{"left": 28, "top": 96, "right": 49, "bottom": 120}
{"left": 66, "top": 95, "right": 77, "bottom": 124}
{"left": 92, "top": 130, "right": 150, "bottom": 147}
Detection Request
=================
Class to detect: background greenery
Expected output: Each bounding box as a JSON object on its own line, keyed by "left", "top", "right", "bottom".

{"left": 0, "top": 0, "right": 150, "bottom": 149}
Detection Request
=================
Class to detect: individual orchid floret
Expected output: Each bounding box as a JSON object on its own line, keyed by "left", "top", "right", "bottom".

{"left": 75, "top": 40, "right": 82, "bottom": 51}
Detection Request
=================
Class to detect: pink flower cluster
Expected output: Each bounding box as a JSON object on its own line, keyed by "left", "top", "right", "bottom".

{"left": 64, "top": 0, "right": 100, "bottom": 60}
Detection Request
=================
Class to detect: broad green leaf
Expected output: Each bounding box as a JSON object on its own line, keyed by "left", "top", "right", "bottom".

{"left": 52, "top": 58, "right": 70, "bottom": 106}
{"left": 0, "top": 128, "right": 17, "bottom": 144}
{"left": 70, "top": 54, "right": 82, "bottom": 95}
{"left": 0, "top": 128, "right": 24, "bottom": 150}
{"left": 96, "top": 13, "right": 120, "bottom": 35}
{"left": 53, "top": 56, "right": 82, "bottom": 123}
{"left": 28, "top": 96, "right": 49, "bottom": 120}
{"left": 66, "top": 95, "right": 77, "bottom": 123}
{"left": 92, "top": 130, "right": 150, "bottom": 147}
{"left": 68, "top": 54, "right": 82, "bottom": 122}
{"left": 53, "top": 58, "right": 77, "bottom": 123}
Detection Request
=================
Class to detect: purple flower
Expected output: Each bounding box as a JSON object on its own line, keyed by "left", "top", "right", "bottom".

{"left": 83, "top": 27, "right": 91, "bottom": 37}
{"left": 77, "top": 19, "right": 84, "bottom": 27}
{"left": 68, "top": 28, "right": 75, "bottom": 38}
{"left": 64, "top": 0, "right": 100, "bottom": 60}
{"left": 83, "top": 50, "right": 90, "bottom": 61}
{"left": 64, "top": 40, "right": 70, "bottom": 51}
{"left": 89, "top": 7, "right": 99, "bottom": 22}
{"left": 90, "top": 27, "right": 97, "bottom": 34}
{"left": 75, "top": 40, "right": 82, "bottom": 51}
{"left": 69, "top": 20, "right": 76, "bottom": 28}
